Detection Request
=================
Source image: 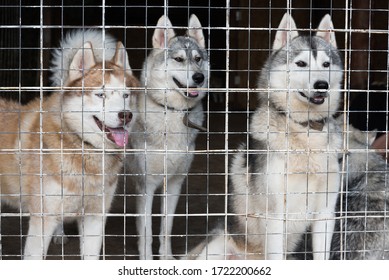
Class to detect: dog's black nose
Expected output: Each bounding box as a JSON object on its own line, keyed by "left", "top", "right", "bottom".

{"left": 314, "top": 81, "right": 329, "bottom": 90}
{"left": 118, "top": 110, "right": 132, "bottom": 125}
{"left": 192, "top": 73, "right": 205, "bottom": 85}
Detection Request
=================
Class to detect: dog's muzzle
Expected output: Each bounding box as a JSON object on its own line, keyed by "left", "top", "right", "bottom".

{"left": 173, "top": 72, "right": 205, "bottom": 98}
{"left": 192, "top": 72, "right": 205, "bottom": 85}
{"left": 299, "top": 80, "right": 329, "bottom": 105}
{"left": 93, "top": 110, "right": 132, "bottom": 147}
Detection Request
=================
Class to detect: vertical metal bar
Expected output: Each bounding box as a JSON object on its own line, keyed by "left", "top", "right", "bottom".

{"left": 17, "top": 0, "right": 23, "bottom": 260}
{"left": 223, "top": 0, "right": 231, "bottom": 258}
{"left": 341, "top": 0, "right": 351, "bottom": 261}
{"left": 38, "top": 0, "right": 45, "bottom": 259}
{"left": 101, "top": 0, "right": 107, "bottom": 260}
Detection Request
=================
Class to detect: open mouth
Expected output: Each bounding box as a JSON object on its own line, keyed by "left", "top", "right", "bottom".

{"left": 299, "top": 91, "right": 328, "bottom": 105}
{"left": 172, "top": 77, "right": 199, "bottom": 98}
{"left": 93, "top": 116, "right": 129, "bottom": 147}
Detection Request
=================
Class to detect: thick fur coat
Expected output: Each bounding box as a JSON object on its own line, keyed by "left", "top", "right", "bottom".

{"left": 186, "top": 13, "right": 343, "bottom": 260}
{"left": 126, "top": 14, "right": 209, "bottom": 260}
{"left": 0, "top": 30, "right": 139, "bottom": 259}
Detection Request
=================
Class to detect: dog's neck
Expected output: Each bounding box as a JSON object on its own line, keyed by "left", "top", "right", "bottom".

{"left": 148, "top": 97, "right": 207, "bottom": 132}
{"left": 149, "top": 96, "right": 196, "bottom": 112}
{"left": 269, "top": 102, "right": 327, "bottom": 131}
{"left": 70, "top": 131, "right": 124, "bottom": 161}
{"left": 298, "top": 118, "right": 327, "bottom": 131}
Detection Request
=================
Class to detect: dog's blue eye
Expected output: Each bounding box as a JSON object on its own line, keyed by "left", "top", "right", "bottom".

{"left": 174, "top": 57, "right": 184, "bottom": 63}
{"left": 295, "top": 61, "right": 307, "bottom": 67}
{"left": 323, "top": 61, "right": 331, "bottom": 68}
{"left": 194, "top": 56, "right": 201, "bottom": 63}
{"left": 95, "top": 93, "right": 105, "bottom": 98}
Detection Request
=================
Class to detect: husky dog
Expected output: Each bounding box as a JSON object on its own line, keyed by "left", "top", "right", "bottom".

{"left": 0, "top": 30, "right": 139, "bottom": 259}
{"left": 186, "top": 13, "right": 343, "bottom": 260}
{"left": 126, "top": 14, "right": 208, "bottom": 260}
{"left": 330, "top": 124, "right": 389, "bottom": 260}
{"left": 229, "top": 13, "right": 343, "bottom": 260}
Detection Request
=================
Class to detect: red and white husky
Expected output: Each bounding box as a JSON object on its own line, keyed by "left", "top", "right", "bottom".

{"left": 0, "top": 30, "right": 139, "bottom": 259}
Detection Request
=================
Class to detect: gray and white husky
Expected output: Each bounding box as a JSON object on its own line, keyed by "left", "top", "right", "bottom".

{"left": 126, "top": 14, "right": 209, "bottom": 260}
{"left": 331, "top": 124, "right": 389, "bottom": 260}
{"left": 186, "top": 13, "right": 343, "bottom": 260}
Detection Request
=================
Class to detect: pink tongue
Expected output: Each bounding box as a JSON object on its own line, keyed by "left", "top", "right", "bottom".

{"left": 188, "top": 91, "right": 199, "bottom": 97}
{"left": 107, "top": 128, "right": 129, "bottom": 147}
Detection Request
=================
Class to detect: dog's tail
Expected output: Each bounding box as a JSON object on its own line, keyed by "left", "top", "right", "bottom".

{"left": 50, "top": 29, "right": 117, "bottom": 87}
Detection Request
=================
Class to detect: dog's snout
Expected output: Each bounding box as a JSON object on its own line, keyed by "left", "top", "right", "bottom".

{"left": 192, "top": 73, "right": 205, "bottom": 85}
{"left": 314, "top": 81, "right": 329, "bottom": 90}
{"left": 118, "top": 110, "right": 132, "bottom": 125}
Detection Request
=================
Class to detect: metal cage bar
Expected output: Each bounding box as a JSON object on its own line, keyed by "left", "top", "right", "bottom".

{"left": 0, "top": 0, "right": 388, "bottom": 260}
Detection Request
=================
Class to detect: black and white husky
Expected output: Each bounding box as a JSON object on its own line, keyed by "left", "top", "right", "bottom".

{"left": 126, "top": 14, "right": 209, "bottom": 259}
{"left": 186, "top": 13, "right": 343, "bottom": 260}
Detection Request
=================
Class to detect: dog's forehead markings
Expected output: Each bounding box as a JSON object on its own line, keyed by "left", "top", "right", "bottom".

{"left": 316, "top": 50, "right": 331, "bottom": 62}
{"left": 293, "top": 51, "right": 309, "bottom": 62}
{"left": 109, "top": 75, "right": 122, "bottom": 86}
{"left": 105, "top": 74, "right": 126, "bottom": 90}
{"left": 192, "top": 50, "right": 199, "bottom": 57}
{"left": 173, "top": 49, "right": 186, "bottom": 58}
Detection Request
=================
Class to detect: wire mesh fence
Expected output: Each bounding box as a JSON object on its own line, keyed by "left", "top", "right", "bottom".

{"left": 0, "top": 0, "right": 388, "bottom": 260}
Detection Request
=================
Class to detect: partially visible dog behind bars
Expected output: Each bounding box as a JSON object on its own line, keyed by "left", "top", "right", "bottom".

{"left": 186, "top": 13, "right": 343, "bottom": 260}
{"left": 126, "top": 14, "right": 209, "bottom": 260}
{"left": 331, "top": 124, "right": 389, "bottom": 259}
{"left": 293, "top": 124, "right": 389, "bottom": 259}
{"left": 0, "top": 29, "right": 139, "bottom": 259}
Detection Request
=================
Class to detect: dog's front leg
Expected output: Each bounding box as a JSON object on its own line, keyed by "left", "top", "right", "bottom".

{"left": 312, "top": 171, "right": 339, "bottom": 260}
{"left": 78, "top": 215, "right": 105, "bottom": 260}
{"left": 52, "top": 223, "right": 68, "bottom": 245}
{"left": 258, "top": 174, "right": 286, "bottom": 259}
{"left": 265, "top": 215, "right": 285, "bottom": 260}
{"left": 23, "top": 215, "right": 58, "bottom": 260}
{"left": 311, "top": 211, "right": 335, "bottom": 260}
{"left": 136, "top": 182, "right": 157, "bottom": 260}
{"left": 311, "top": 190, "right": 338, "bottom": 260}
{"left": 159, "top": 176, "right": 184, "bottom": 260}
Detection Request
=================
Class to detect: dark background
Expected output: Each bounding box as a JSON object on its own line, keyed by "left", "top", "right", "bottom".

{"left": 0, "top": 0, "right": 388, "bottom": 259}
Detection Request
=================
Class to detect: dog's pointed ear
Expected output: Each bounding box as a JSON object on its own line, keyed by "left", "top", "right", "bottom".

{"left": 152, "top": 15, "right": 175, "bottom": 49}
{"left": 69, "top": 42, "right": 96, "bottom": 81}
{"left": 273, "top": 13, "right": 299, "bottom": 51}
{"left": 316, "top": 14, "right": 337, "bottom": 48}
{"left": 188, "top": 14, "right": 205, "bottom": 48}
{"left": 113, "top": 41, "right": 133, "bottom": 76}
